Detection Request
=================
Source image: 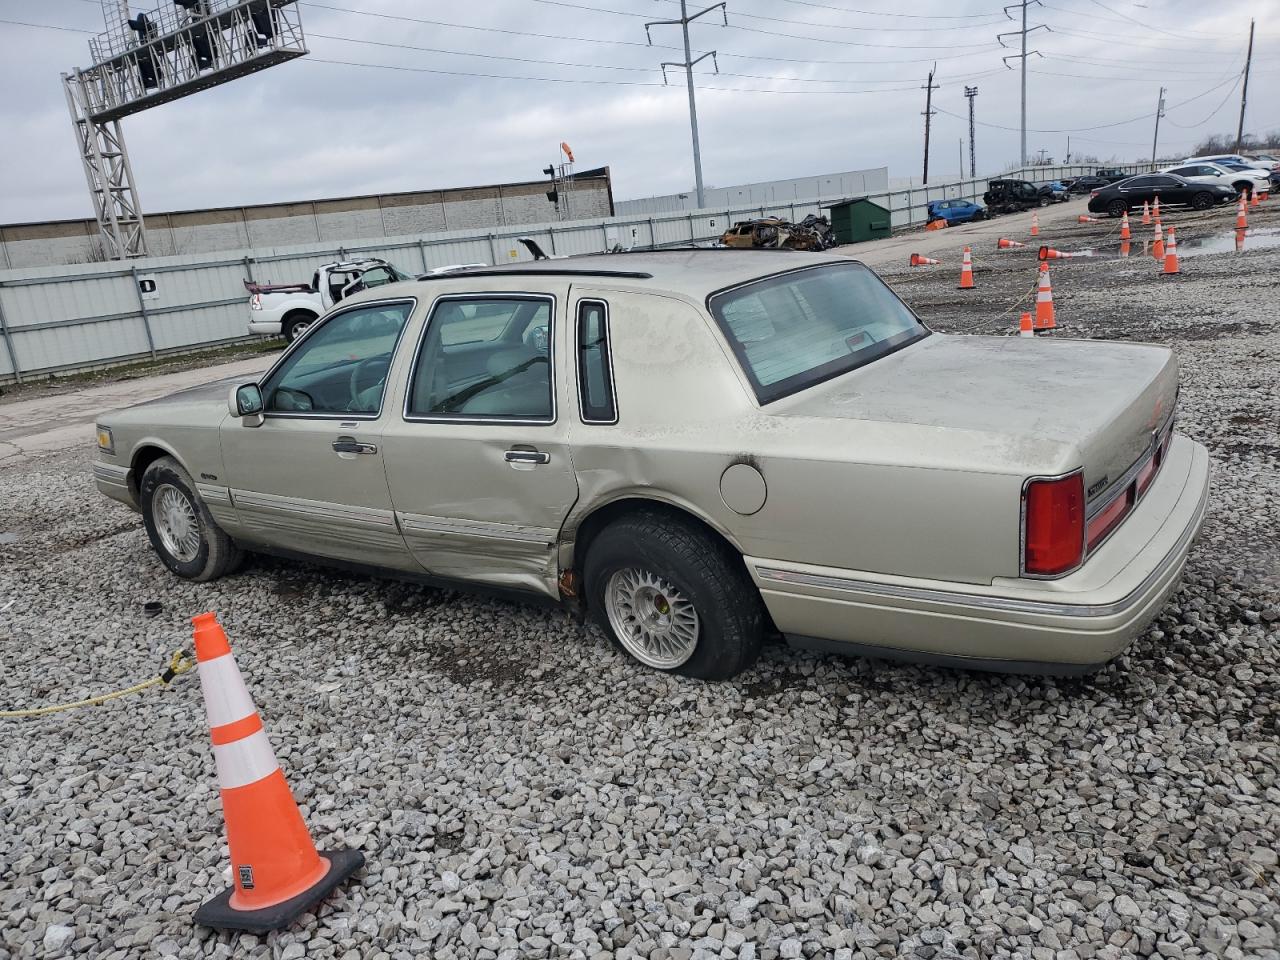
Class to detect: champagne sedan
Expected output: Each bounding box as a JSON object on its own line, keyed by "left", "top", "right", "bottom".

{"left": 94, "top": 251, "right": 1210, "bottom": 680}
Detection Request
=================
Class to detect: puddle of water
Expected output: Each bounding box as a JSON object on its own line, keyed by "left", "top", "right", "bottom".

{"left": 1177, "top": 226, "right": 1280, "bottom": 256}
{"left": 0, "top": 532, "right": 18, "bottom": 545}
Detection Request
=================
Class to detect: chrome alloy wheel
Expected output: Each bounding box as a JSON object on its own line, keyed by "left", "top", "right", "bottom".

{"left": 604, "top": 567, "right": 700, "bottom": 669}
{"left": 153, "top": 483, "right": 201, "bottom": 562}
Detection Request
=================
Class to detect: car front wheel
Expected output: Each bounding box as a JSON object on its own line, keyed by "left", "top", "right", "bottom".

{"left": 1190, "top": 192, "right": 1215, "bottom": 211}
{"left": 140, "top": 456, "right": 243, "bottom": 581}
{"left": 584, "top": 510, "right": 764, "bottom": 680}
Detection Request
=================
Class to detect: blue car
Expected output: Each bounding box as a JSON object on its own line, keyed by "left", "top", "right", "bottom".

{"left": 927, "top": 198, "right": 986, "bottom": 224}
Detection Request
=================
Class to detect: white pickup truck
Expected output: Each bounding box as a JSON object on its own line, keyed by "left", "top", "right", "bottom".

{"left": 245, "top": 258, "right": 411, "bottom": 342}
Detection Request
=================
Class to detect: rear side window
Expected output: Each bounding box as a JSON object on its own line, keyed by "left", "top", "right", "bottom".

{"left": 577, "top": 299, "right": 617, "bottom": 424}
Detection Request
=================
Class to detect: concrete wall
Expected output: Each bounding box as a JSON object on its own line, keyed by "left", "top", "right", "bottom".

{"left": 0, "top": 173, "right": 614, "bottom": 269}
{"left": 615, "top": 167, "right": 890, "bottom": 216}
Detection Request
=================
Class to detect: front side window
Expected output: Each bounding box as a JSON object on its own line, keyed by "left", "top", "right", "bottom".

{"left": 407, "top": 297, "right": 553, "bottom": 421}
{"left": 262, "top": 300, "right": 413, "bottom": 415}
{"left": 577, "top": 300, "right": 617, "bottom": 424}
{"left": 709, "top": 263, "right": 927, "bottom": 404}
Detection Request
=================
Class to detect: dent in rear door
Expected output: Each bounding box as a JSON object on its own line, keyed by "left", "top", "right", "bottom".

{"left": 381, "top": 288, "right": 579, "bottom": 596}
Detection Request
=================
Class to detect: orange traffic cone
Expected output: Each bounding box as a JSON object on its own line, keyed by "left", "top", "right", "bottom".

{"left": 192, "top": 613, "right": 364, "bottom": 933}
{"left": 909, "top": 253, "right": 940, "bottom": 267}
{"left": 1039, "top": 246, "right": 1095, "bottom": 260}
{"left": 1251, "top": 190, "right": 1261, "bottom": 208}
{"left": 1236, "top": 196, "right": 1248, "bottom": 230}
{"left": 997, "top": 237, "right": 1025, "bottom": 249}
{"left": 1077, "top": 215, "right": 1100, "bottom": 223}
{"left": 1019, "top": 312, "right": 1034, "bottom": 338}
{"left": 1153, "top": 196, "right": 1161, "bottom": 224}
{"left": 1120, "top": 210, "right": 1131, "bottom": 240}
{"left": 1162, "top": 226, "right": 1180, "bottom": 275}
{"left": 1030, "top": 212, "right": 1040, "bottom": 236}
{"left": 1141, "top": 200, "right": 1151, "bottom": 225}
{"left": 1152, "top": 221, "right": 1165, "bottom": 260}
{"left": 958, "top": 246, "right": 975, "bottom": 289}
{"left": 1035, "top": 263, "right": 1056, "bottom": 332}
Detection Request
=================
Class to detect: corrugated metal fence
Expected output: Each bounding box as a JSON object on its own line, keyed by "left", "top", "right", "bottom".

{"left": 0, "top": 162, "right": 1150, "bottom": 384}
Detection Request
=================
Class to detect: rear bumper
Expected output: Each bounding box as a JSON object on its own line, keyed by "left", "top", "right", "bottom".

{"left": 247, "top": 319, "right": 282, "bottom": 336}
{"left": 746, "top": 436, "right": 1210, "bottom": 674}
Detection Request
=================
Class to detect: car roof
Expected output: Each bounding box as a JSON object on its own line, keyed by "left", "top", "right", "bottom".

{"left": 342, "top": 249, "right": 860, "bottom": 307}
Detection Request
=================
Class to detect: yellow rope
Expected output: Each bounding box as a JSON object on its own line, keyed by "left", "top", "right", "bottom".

{"left": 0, "top": 649, "right": 195, "bottom": 718}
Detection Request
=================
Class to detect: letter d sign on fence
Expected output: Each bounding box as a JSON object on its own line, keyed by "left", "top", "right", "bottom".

{"left": 137, "top": 276, "right": 159, "bottom": 301}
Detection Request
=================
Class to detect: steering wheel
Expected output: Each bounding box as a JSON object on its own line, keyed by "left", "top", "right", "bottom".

{"left": 348, "top": 356, "right": 390, "bottom": 411}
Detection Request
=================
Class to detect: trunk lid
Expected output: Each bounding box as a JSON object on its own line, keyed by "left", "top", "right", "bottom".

{"left": 770, "top": 333, "right": 1177, "bottom": 502}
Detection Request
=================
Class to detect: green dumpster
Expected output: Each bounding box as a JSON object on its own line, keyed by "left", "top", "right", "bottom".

{"left": 824, "top": 197, "right": 892, "bottom": 245}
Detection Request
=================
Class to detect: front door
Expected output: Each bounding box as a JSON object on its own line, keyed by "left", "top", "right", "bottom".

{"left": 219, "top": 298, "right": 419, "bottom": 571}
{"left": 380, "top": 290, "right": 580, "bottom": 597}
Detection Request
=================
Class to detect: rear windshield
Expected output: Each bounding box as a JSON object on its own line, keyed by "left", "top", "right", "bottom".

{"left": 708, "top": 262, "right": 927, "bottom": 403}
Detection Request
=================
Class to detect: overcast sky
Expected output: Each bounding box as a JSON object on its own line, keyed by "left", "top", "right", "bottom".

{"left": 0, "top": 0, "right": 1275, "bottom": 223}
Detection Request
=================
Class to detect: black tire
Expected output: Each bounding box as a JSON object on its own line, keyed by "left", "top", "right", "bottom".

{"left": 1233, "top": 182, "right": 1253, "bottom": 199}
{"left": 1106, "top": 199, "right": 1128, "bottom": 218}
{"left": 139, "top": 455, "right": 243, "bottom": 582}
{"left": 283, "top": 311, "right": 317, "bottom": 343}
{"left": 1190, "top": 191, "right": 1214, "bottom": 211}
{"left": 583, "top": 510, "right": 764, "bottom": 680}
{"left": 1038, "top": 196, "right": 1051, "bottom": 208}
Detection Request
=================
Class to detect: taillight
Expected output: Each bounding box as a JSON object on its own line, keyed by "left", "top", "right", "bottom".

{"left": 1090, "top": 190, "right": 1099, "bottom": 198}
{"left": 1024, "top": 473, "right": 1084, "bottom": 576}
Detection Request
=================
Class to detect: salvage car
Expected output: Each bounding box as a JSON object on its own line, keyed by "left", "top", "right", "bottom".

{"left": 983, "top": 178, "right": 1043, "bottom": 214}
{"left": 1087, "top": 173, "right": 1237, "bottom": 216}
{"left": 926, "top": 199, "right": 985, "bottom": 225}
{"left": 94, "top": 252, "right": 1210, "bottom": 680}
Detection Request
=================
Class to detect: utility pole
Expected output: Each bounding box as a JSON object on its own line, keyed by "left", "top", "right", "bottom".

{"left": 1235, "top": 19, "right": 1254, "bottom": 153}
{"left": 959, "top": 139, "right": 965, "bottom": 181}
{"left": 1151, "top": 86, "right": 1166, "bottom": 164}
{"left": 921, "top": 63, "right": 938, "bottom": 185}
{"left": 999, "top": 0, "right": 1048, "bottom": 167}
{"left": 964, "top": 85, "right": 978, "bottom": 177}
{"left": 645, "top": 2, "right": 727, "bottom": 210}
{"left": 1066, "top": 134, "right": 1070, "bottom": 163}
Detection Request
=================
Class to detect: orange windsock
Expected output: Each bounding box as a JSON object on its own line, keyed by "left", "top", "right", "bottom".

{"left": 1162, "top": 226, "right": 1180, "bottom": 275}
{"left": 1152, "top": 221, "right": 1165, "bottom": 260}
{"left": 1077, "top": 215, "right": 1100, "bottom": 223}
{"left": 1034, "top": 262, "right": 1055, "bottom": 332}
{"left": 997, "top": 237, "right": 1026, "bottom": 249}
{"left": 1030, "top": 212, "right": 1040, "bottom": 237}
{"left": 192, "top": 613, "right": 364, "bottom": 933}
{"left": 1019, "top": 312, "right": 1034, "bottom": 338}
{"left": 1141, "top": 200, "right": 1151, "bottom": 225}
{"left": 1120, "top": 210, "right": 1131, "bottom": 240}
{"left": 1236, "top": 196, "right": 1248, "bottom": 230}
{"left": 958, "top": 246, "right": 975, "bottom": 289}
{"left": 910, "top": 253, "right": 940, "bottom": 267}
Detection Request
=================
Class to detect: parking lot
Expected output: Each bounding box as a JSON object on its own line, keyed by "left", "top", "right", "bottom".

{"left": 1, "top": 197, "right": 1277, "bottom": 960}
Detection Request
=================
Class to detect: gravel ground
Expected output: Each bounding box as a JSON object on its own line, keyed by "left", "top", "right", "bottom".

{"left": 1, "top": 196, "right": 1277, "bottom": 960}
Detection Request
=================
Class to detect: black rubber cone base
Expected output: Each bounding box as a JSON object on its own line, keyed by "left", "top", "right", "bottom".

{"left": 195, "top": 848, "right": 364, "bottom": 934}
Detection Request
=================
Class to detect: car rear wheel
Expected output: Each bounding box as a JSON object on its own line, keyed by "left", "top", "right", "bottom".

{"left": 584, "top": 510, "right": 764, "bottom": 680}
{"left": 1038, "top": 196, "right": 1051, "bottom": 208}
{"left": 140, "top": 456, "right": 243, "bottom": 581}
{"left": 283, "top": 312, "right": 315, "bottom": 343}
{"left": 1190, "top": 192, "right": 1215, "bottom": 211}
{"left": 1106, "top": 199, "right": 1128, "bottom": 218}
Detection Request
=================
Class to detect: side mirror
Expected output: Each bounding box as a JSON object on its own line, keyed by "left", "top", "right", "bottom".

{"left": 228, "top": 383, "right": 265, "bottom": 426}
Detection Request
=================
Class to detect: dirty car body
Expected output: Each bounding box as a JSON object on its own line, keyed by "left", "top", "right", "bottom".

{"left": 95, "top": 252, "right": 1210, "bottom": 680}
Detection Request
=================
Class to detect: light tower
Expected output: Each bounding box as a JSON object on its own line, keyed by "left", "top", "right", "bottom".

{"left": 65, "top": 0, "right": 309, "bottom": 259}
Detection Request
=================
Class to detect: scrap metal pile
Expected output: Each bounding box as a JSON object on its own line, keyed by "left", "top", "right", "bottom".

{"left": 719, "top": 214, "right": 836, "bottom": 251}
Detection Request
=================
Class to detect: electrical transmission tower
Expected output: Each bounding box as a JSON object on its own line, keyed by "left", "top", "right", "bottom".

{"left": 65, "top": 0, "right": 308, "bottom": 259}
{"left": 645, "top": 2, "right": 727, "bottom": 210}
{"left": 964, "top": 86, "right": 978, "bottom": 178}
{"left": 998, "top": 0, "right": 1049, "bottom": 168}
{"left": 921, "top": 64, "right": 939, "bottom": 185}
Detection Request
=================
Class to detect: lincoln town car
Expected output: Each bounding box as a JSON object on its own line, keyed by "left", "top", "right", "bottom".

{"left": 94, "top": 251, "right": 1210, "bottom": 679}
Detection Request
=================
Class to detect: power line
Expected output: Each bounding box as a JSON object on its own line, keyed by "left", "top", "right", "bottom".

{"left": 765, "top": 0, "right": 1009, "bottom": 20}
{"left": 0, "top": 16, "right": 94, "bottom": 34}
{"left": 998, "top": 0, "right": 1049, "bottom": 166}
{"left": 653, "top": 0, "right": 1009, "bottom": 32}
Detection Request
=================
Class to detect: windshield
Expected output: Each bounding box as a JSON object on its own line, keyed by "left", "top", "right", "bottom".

{"left": 708, "top": 262, "right": 928, "bottom": 404}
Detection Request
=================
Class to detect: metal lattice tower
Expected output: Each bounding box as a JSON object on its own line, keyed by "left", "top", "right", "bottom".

{"left": 65, "top": 0, "right": 308, "bottom": 260}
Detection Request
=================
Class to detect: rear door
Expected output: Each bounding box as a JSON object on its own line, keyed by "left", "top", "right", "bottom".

{"left": 380, "top": 285, "right": 580, "bottom": 597}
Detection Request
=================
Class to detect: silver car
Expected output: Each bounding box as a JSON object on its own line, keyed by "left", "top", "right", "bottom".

{"left": 94, "top": 252, "right": 1210, "bottom": 679}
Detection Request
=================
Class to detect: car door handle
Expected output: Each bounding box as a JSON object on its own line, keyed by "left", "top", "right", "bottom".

{"left": 505, "top": 449, "right": 550, "bottom": 465}
{"left": 332, "top": 436, "right": 378, "bottom": 455}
